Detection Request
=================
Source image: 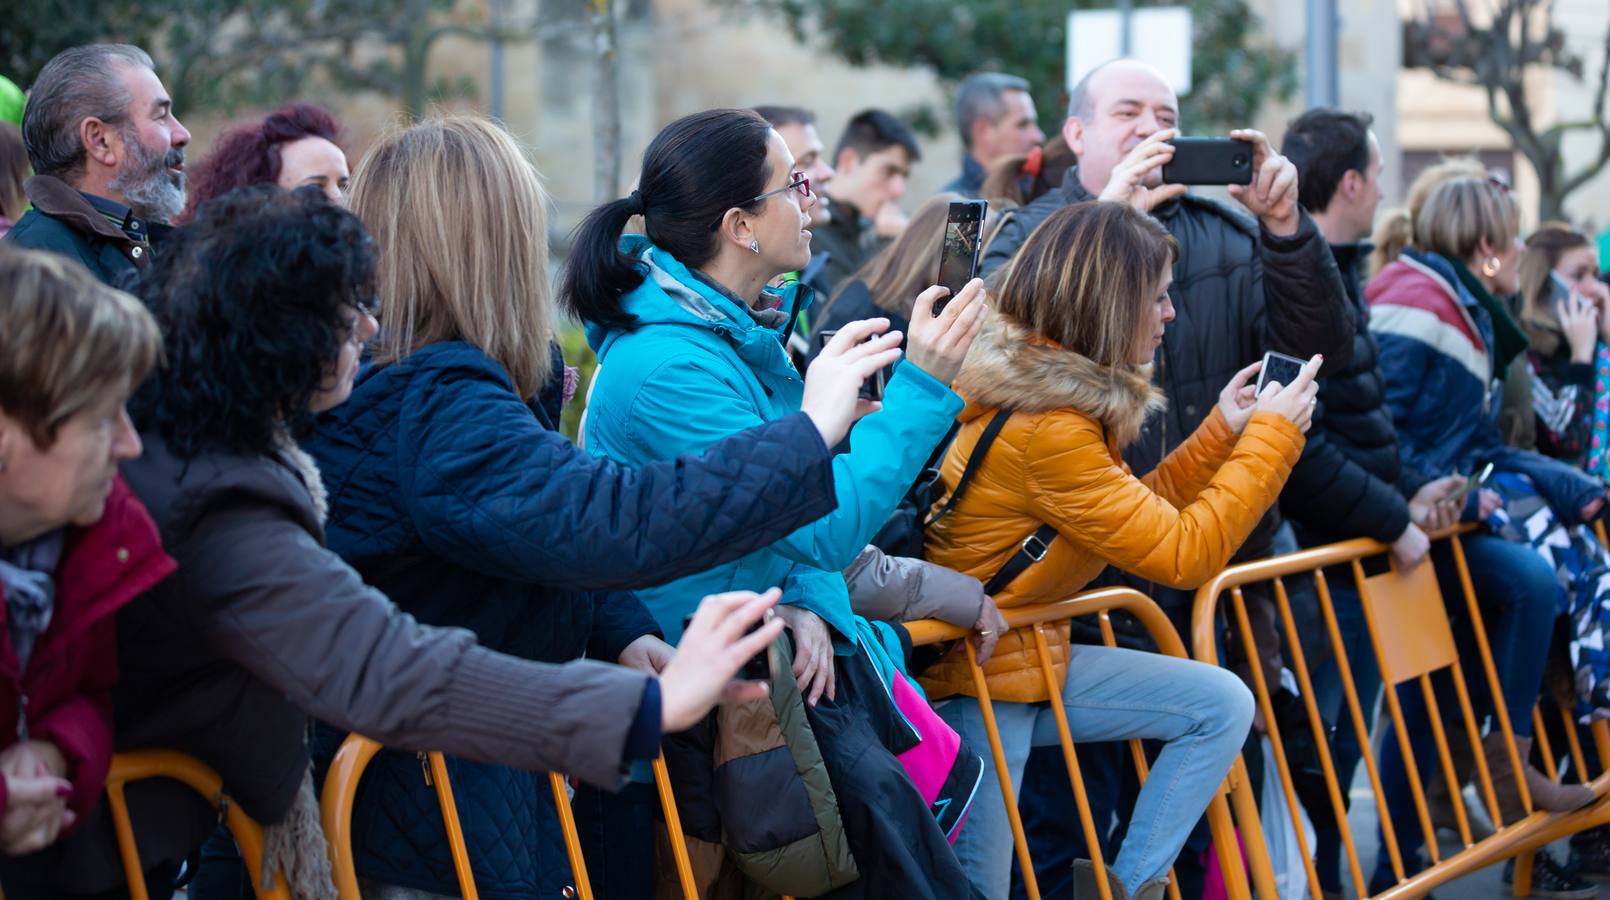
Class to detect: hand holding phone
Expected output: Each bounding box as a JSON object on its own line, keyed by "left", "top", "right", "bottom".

{"left": 1254, "top": 351, "right": 1307, "bottom": 395}
{"left": 1446, "top": 462, "right": 1495, "bottom": 507}
{"left": 934, "top": 200, "right": 987, "bottom": 315}
{"left": 1161, "top": 136, "right": 1254, "bottom": 186}
{"left": 816, "top": 329, "right": 887, "bottom": 401}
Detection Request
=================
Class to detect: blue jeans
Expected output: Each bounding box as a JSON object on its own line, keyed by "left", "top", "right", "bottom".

{"left": 1373, "top": 532, "right": 1560, "bottom": 882}
{"left": 937, "top": 645, "right": 1254, "bottom": 898}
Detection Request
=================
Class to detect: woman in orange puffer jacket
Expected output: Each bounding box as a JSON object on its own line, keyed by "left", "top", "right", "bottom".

{"left": 923, "top": 200, "right": 1321, "bottom": 900}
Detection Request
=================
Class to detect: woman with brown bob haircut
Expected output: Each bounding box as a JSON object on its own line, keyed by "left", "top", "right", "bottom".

{"left": 922, "top": 200, "right": 1320, "bottom": 900}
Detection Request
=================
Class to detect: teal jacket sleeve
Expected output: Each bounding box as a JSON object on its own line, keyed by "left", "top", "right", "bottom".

{"left": 615, "top": 354, "right": 964, "bottom": 572}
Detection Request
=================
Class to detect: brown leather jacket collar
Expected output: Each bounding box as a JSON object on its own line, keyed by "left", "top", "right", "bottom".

{"left": 22, "top": 174, "right": 151, "bottom": 267}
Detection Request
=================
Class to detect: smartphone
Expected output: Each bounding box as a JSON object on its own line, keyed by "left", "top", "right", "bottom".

{"left": 1548, "top": 270, "right": 1575, "bottom": 308}
{"left": 815, "top": 329, "right": 886, "bottom": 401}
{"left": 1254, "top": 350, "right": 1307, "bottom": 395}
{"left": 1448, "top": 462, "right": 1496, "bottom": 506}
{"left": 934, "top": 199, "right": 988, "bottom": 315}
{"left": 1162, "top": 137, "right": 1255, "bottom": 186}
{"left": 682, "top": 614, "right": 771, "bottom": 681}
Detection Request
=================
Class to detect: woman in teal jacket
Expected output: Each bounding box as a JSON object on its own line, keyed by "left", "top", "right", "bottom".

{"left": 566, "top": 108, "right": 987, "bottom": 898}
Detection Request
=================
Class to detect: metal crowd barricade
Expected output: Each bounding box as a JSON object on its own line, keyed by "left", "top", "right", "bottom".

{"left": 318, "top": 735, "right": 703, "bottom": 900}
{"left": 103, "top": 750, "right": 289, "bottom": 900}
{"left": 904, "top": 586, "right": 1262, "bottom": 900}
{"left": 1190, "top": 529, "right": 1610, "bottom": 898}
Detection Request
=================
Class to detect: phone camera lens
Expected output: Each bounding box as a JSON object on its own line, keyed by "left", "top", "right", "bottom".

{"left": 1233, "top": 154, "right": 1248, "bottom": 167}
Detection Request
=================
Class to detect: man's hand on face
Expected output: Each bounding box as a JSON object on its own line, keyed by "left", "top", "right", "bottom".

{"left": 1226, "top": 129, "right": 1301, "bottom": 238}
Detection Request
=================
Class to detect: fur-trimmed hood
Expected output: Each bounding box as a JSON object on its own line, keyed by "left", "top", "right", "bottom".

{"left": 953, "top": 313, "right": 1165, "bottom": 446}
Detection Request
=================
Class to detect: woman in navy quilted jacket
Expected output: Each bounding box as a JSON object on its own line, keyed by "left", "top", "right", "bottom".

{"left": 304, "top": 116, "right": 895, "bottom": 900}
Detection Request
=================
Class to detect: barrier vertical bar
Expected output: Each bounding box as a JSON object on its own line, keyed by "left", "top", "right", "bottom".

{"left": 1272, "top": 574, "right": 1369, "bottom": 890}
{"left": 1318, "top": 566, "right": 1406, "bottom": 882}
{"left": 651, "top": 754, "right": 700, "bottom": 900}
{"left": 1449, "top": 535, "right": 1534, "bottom": 817}
{"left": 965, "top": 639, "right": 1042, "bottom": 900}
{"left": 1356, "top": 565, "right": 1442, "bottom": 871}
{"left": 547, "top": 771, "right": 591, "bottom": 900}
{"left": 1446, "top": 661, "right": 1501, "bottom": 837}
{"left": 1030, "top": 624, "right": 1113, "bottom": 900}
{"left": 1562, "top": 708, "right": 1591, "bottom": 786}
{"left": 1418, "top": 675, "right": 1473, "bottom": 847}
{"left": 1227, "top": 586, "right": 1324, "bottom": 898}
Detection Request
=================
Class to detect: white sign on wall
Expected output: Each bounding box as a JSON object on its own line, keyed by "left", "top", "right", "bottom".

{"left": 1066, "top": 6, "right": 1194, "bottom": 96}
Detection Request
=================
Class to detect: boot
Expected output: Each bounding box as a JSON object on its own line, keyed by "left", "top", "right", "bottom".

{"left": 1427, "top": 736, "right": 1496, "bottom": 840}
{"left": 1484, "top": 731, "right": 1596, "bottom": 822}
{"left": 1072, "top": 859, "right": 1168, "bottom": 900}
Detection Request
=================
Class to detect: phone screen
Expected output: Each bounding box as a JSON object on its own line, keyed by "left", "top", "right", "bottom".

{"left": 935, "top": 200, "right": 987, "bottom": 314}
{"left": 1255, "top": 351, "right": 1306, "bottom": 395}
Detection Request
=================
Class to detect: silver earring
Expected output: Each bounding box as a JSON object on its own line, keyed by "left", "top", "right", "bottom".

{"left": 749, "top": 239, "right": 761, "bottom": 254}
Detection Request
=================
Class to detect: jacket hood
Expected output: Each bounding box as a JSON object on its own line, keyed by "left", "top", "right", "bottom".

{"left": 123, "top": 432, "right": 327, "bottom": 548}
{"left": 953, "top": 312, "right": 1165, "bottom": 446}
{"left": 586, "top": 235, "right": 812, "bottom": 374}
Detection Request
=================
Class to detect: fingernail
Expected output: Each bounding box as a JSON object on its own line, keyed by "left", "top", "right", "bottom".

{"left": 55, "top": 784, "right": 71, "bottom": 797}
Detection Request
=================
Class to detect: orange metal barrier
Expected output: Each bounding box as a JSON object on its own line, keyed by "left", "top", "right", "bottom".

{"left": 103, "top": 750, "right": 289, "bottom": 900}
{"left": 1191, "top": 530, "right": 1610, "bottom": 898}
{"left": 904, "top": 586, "right": 1262, "bottom": 900}
{"left": 319, "top": 735, "right": 701, "bottom": 900}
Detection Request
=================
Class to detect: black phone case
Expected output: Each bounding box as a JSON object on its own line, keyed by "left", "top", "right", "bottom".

{"left": 1162, "top": 137, "right": 1254, "bottom": 186}
{"left": 935, "top": 200, "right": 987, "bottom": 313}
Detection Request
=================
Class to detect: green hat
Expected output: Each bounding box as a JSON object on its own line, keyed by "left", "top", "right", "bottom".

{"left": 0, "top": 75, "right": 23, "bottom": 126}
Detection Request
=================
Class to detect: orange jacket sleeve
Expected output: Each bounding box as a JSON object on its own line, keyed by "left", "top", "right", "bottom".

{"left": 1024, "top": 411, "right": 1305, "bottom": 589}
{"left": 1139, "top": 405, "right": 1238, "bottom": 508}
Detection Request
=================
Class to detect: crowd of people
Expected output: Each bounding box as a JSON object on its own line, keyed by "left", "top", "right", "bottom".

{"left": 1, "top": 39, "right": 1610, "bottom": 900}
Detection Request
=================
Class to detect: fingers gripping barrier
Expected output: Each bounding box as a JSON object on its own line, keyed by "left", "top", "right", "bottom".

{"left": 1190, "top": 529, "right": 1610, "bottom": 899}
{"left": 904, "top": 587, "right": 1259, "bottom": 900}
{"left": 103, "top": 751, "right": 290, "bottom": 900}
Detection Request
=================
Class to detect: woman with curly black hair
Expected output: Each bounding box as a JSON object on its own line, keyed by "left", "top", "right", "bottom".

{"left": 9, "top": 185, "right": 808, "bottom": 900}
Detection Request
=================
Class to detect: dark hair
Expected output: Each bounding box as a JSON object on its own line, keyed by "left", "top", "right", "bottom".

{"left": 754, "top": 105, "right": 815, "bottom": 129}
{"left": 563, "top": 108, "right": 774, "bottom": 327}
{"left": 179, "top": 103, "right": 343, "bottom": 223}
{"left": 834, "top": 109, "right": 922, "bottom": 165}
{"left": 1281, "top": 108, "right": 1374, "bottom": 214}
{"left": 954, "top": 73, "right": 1032, "bottom": 147}
{"left": 129, "top": 185, "right": 376, "bottom": 459}
{"left": 21, "top": 44, "right": 154, "bottom": 179}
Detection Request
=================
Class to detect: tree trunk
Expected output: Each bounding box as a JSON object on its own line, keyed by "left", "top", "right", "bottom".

{"left": 401, "top": 0, "right": 432, "bottom": 120}
{"left": 589, "top": 0, "right": 622, "bottom": 203}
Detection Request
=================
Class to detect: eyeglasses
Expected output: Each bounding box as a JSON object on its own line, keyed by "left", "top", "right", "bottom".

{"left": 749, "top": 172, "right": 812, "bottom": 205}
{"left": 1486, "top": 173, "right": 1512, "bottom": 194}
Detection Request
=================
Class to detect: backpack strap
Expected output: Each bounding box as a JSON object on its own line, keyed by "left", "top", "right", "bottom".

{"left": 922, "top": 407, "right": 1058, "bottom": 597}
{"left": 923, "top": 407, "right": 1015, "bottom": 528}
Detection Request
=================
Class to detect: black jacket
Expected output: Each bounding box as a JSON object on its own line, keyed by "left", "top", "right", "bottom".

{"left": 981, "top": 169, "right": 1354, "bottom": 617}
{"left": 1279, "top": 242, "right": 1411, "bottom": 547}
{"left": 3, "top": 176, "right": 158, "bottom": 287}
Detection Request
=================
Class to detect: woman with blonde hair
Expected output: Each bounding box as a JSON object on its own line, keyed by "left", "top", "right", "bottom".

{"left": 1368, "top": 172, "right": 1607, "bottom": 891}
{"left": 305, "top": 116, "right": 902, "bottom": 899}
{"left": 922, "top": 199, "right": 1320, "bottom": 900}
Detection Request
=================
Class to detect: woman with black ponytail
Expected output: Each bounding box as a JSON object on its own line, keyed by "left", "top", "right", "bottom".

{"left": 571, "top": 108, "right": 988, "bottom": 898}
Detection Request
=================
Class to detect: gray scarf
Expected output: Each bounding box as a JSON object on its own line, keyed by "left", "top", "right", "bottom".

{"left": 0, "top": 531, "right": 63, "bottom": 672}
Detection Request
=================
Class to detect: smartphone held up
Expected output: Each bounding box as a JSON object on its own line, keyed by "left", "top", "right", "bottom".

{"left": 934, "top": 199, "right": 987, "bottom": 315}
{"left": 816, "top": 329, "right": 888, "bottom": 401}
{"left": 1162, "top": 137, "right": 1254, "bottom": 186}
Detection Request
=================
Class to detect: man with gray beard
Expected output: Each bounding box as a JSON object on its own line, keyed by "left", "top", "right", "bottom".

{"left": 5, "top": 44, "right": 189, "bottom": 286}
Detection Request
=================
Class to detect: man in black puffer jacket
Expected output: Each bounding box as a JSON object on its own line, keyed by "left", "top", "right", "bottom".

{"left": 1276, "top": 106, "right": 1466, "bottom": 898}
{"left": 982, "top": 60, "right": 1354, "bottom": 900}
{"left": 981, "top": 59, "right": 1353, "bottom": 636}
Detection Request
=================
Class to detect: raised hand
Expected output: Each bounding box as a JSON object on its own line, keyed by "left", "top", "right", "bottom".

{"left": 1097, "top": 128, "right": 1187, "bottom": 213}
{"left": 1216, "top": 359, "right": 1264, "bottom": 434}
{"left": 905, "top": 278, "right": 988, "bottom": 386}
{"left": 1253, "top": 354, "right": 1322, "bottom": 432}
{"left": 1557, "top": 290, "right": 1600, "bottom": 364}
{"left": 800, "top": 319, "right": 904, "bottom": 446}
{"left": 1226, "top": 130, "right": 1299, "bottom": 237}
{"left": 660, "top": 589, "right": 786, "bottom": 732}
